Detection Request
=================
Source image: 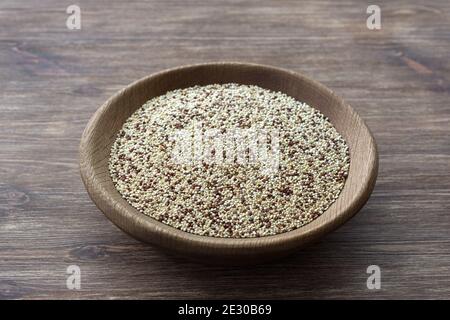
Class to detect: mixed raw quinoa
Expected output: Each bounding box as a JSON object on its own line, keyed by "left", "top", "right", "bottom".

{"left": 109, "top": 84, "right": 350, "bottom": 238}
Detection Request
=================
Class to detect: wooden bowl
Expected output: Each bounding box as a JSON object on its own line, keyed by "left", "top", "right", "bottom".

{"left": 80, "top": 62, "right": 378, "bottom": 265}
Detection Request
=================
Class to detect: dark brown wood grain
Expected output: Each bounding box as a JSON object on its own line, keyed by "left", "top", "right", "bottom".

{"left": 1, "top": 0, "right": 449, "bottom": 299}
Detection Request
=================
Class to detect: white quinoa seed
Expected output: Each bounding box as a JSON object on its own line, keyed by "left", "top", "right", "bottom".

{"left": 109, "top": 83, "right": 350, "bottom": 238}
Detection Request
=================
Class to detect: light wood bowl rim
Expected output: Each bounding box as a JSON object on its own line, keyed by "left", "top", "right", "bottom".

{"left": 79, "top": 62, "right": 378, "bottom": 259}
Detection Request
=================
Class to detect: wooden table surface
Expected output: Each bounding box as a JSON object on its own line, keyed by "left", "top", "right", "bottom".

{"left": 1, "top": 0, "right": 449, "bottom": 299}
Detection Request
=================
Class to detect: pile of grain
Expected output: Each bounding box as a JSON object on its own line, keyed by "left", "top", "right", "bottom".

{"left": 109, "top": 84, "right": 350, "bottom": 238}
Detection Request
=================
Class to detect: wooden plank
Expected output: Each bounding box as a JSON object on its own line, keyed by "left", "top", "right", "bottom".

{"left": 0, "top": 0, "right": 449, "bottom": 299}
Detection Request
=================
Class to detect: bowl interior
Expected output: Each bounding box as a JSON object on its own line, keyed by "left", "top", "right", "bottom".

{"left": 80, "top": 63, "right": 377, "bottom": 263}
